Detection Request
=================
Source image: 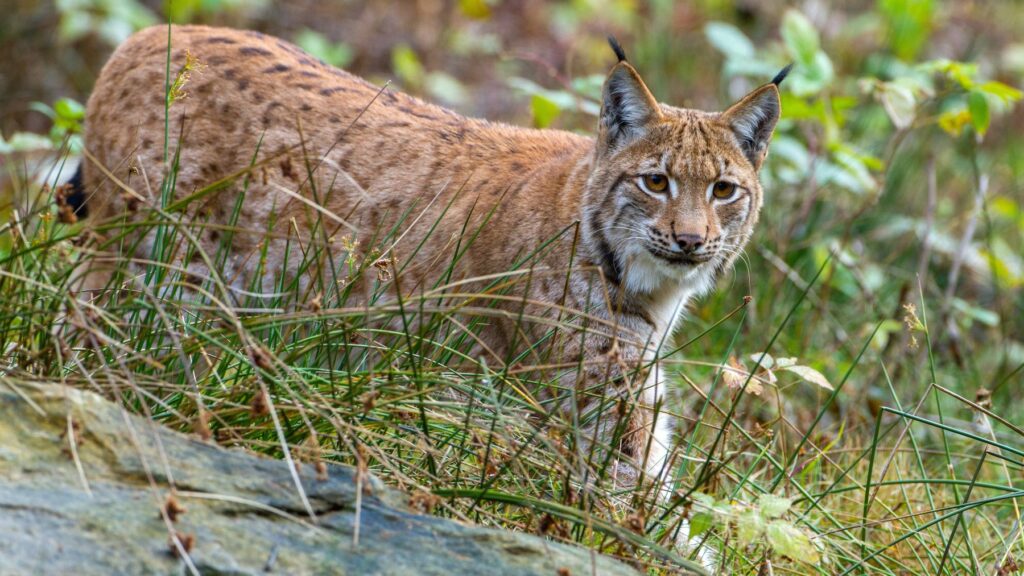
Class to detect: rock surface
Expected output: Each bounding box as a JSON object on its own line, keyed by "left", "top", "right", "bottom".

{"left": 0, "top": 383, "right": 641, "bottom": 576}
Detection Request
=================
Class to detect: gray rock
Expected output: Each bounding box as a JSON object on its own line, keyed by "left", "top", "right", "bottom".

{"left": 0, "top": 383, "right": 642, "bottom": 576}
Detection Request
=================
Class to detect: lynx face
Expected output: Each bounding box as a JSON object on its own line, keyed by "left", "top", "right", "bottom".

{"left": 583, "top": 52, "right": 784, "bottom": 300}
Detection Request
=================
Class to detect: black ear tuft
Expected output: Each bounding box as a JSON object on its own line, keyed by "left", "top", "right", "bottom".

{"left": 607, "top": 35, "right": 627, "bottom": 63}
{"left": 64, "top": 164, "right": 89, "bottom": 218}
{"left": 771, "top": 63, "right": 794, "bottom": 87}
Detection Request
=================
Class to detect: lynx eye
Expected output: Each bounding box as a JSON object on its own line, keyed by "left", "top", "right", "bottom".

{"left": 712, "top": 181, "right": 738, "bottom": 199}
{"left": 641, "top": 174, "right": 669, "bottom": 193}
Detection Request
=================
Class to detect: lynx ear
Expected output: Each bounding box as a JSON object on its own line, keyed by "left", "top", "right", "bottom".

{"left": 599, "top": 39, "right": 662, "bottom": 152}
{"left": 720, "top": 82, "right": 784, "bottom": 170}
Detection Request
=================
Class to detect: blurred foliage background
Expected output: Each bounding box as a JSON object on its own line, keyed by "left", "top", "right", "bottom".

{"left": 3, "top": 0, "right": 1024, "bottom": 573}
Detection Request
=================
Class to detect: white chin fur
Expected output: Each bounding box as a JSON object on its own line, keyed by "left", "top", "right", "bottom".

{"left": 620, "top": 247, "right": 717, "bottom": 299}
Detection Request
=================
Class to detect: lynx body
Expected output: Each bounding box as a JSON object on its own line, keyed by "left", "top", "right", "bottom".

{"left": 78, "top": 25, "right": 784, "bottom": 486}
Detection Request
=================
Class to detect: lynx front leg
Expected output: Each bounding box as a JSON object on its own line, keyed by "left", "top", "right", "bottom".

{"left": 565, "top": 335, "right": 675, "bottom": 492}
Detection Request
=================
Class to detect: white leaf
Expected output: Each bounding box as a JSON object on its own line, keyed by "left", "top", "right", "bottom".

{"left": 749, "top": 353, "right": 774, "bottom": 370}
{"left": 782, "top": 365, "right": 834, "bottom": 391}
{"left": 773, "top": 357, "right": 798, "bottom": 368}
{"left": 879, "top": 82, "right": 917, "bottom": 129}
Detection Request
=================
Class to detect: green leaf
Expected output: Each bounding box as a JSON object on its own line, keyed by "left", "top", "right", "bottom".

{"left": 978, "top": 80, "right": 1023, "bottom": 103}
{"left": 921, "top": 59, "right": 977, "bottom": 89}
{"left": 736, "top": 509, "right": 765, "bottom": 545}
{"left": 689, "top": 512, "right": 714, "bottom": 538}
{"left": 758, "top": 494, "right": 792, "bottom": 519}
{"left": 968, "top": 90, "right": 990, "bottom": 135}
{"left": 704, "top": 22, "right": 754, "bottom": 60}
{"left": 294, "top": 29, "right": 353, "bottom": 68}
{"left": 880, "top": 0, "right": 935, "bottom": 61}
{"left": 951, "top": 298, "right": 1000, "bottom": 327}
{"left": 766, "top": 521, "right": 820, "bottom": 563}
{"left": 58, "top": 9, "right": 93, "bottom": 42}
{"left": 29, "top": 102, "right": 56, "bottom": 119}
{"left": 392, "top": 44, "right": 425, "bottom": 88}
{"left": 425, "top": 72, "right": 468, "bottom": 106}
{"left": 691, "top": 491, "right": 716, "bottom": 508}
{"left": 530, "top": 94, "right": 561, "bottom": 129}
{"left": 781, "top": 9, "right": 819, "bottom": 65}
{"left": 54, "top": 98, "right": 85, "bottom": 122}
{"left": 0, "top": 132, "right": 54, "bottom": 154}
{"left": 787, "top": 51, "right": 834, "bottom": 97}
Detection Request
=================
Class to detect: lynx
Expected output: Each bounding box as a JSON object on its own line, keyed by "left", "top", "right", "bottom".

{"left": 71, "top": 25, "right": 786, "bottom": 493}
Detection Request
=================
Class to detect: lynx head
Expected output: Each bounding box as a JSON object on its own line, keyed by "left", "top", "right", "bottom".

{"left": 584, "top": 38, "right": 788, "bottom": 299}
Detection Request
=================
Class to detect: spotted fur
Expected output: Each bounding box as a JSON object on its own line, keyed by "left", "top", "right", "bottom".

{"left": 78, "top": 26, "right": 783, "bottom": 487}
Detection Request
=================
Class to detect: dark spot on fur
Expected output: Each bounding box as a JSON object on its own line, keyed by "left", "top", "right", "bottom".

{"left": 294, "top": 84, "right": 315, "bottom": 91}
{"left": 251, "top": 91, "right": 264, "bottom": 104}
{"left": 119, "top": 87, "right": 130, "bottom": 99}
{"left": 280, "top": 157, "right": 295, "bottom": 181}
{"left": 398, "top": 105, "right": 439, "bottom": 121}
{"left": 263, "top": 101, "right": 283, "bottom": 127}
{"left": 240, "top": 46, "right": 272, "bottom": 56}
{"left": 319, "top": 86, "right": 349, "bottom": 96}
{"left": 511, "top": 161, "right": 524, "bottom": 172}
{"left": 209, "top": 230, "right": 220, "bottom": 242}
{"left": 264, "top": 63, "right": 290, "bottom": 74}
{"left": 142, "top": 138, "right": 153, "bottom": 150}
{"left": 205, "top": 36, "right": 237, "bottom": 45}
{"left": 207, "top": 56, "right": 227, "bottom": 66}
{"left": 300, "top": 70, "right": 320, "bottom": 78}
{"left": 276, "top": 40, "right": 302, "bottom": 55}
{"left": 329, "top": 115, "right": 342, "bottom": 124}
{"left": 224, "top": 69, "right": 237, "bottom": 79}
{"left": 300, "top": 103, "right": 312, "bottom": 112}
{"left": 237, "top": 79, "right": 250, "bottom": 91}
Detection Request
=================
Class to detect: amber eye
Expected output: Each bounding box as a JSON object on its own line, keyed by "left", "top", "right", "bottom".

{"left": 712, "top": 181, "right": 737, "bottom": 199}
{"left": 642, "top": 174, "right": 669, "bottom": 193}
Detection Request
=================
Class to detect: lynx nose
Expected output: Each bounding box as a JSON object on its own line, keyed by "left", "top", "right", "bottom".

{"left": 673, "top": 233, "right": 704, "bottom": 252}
